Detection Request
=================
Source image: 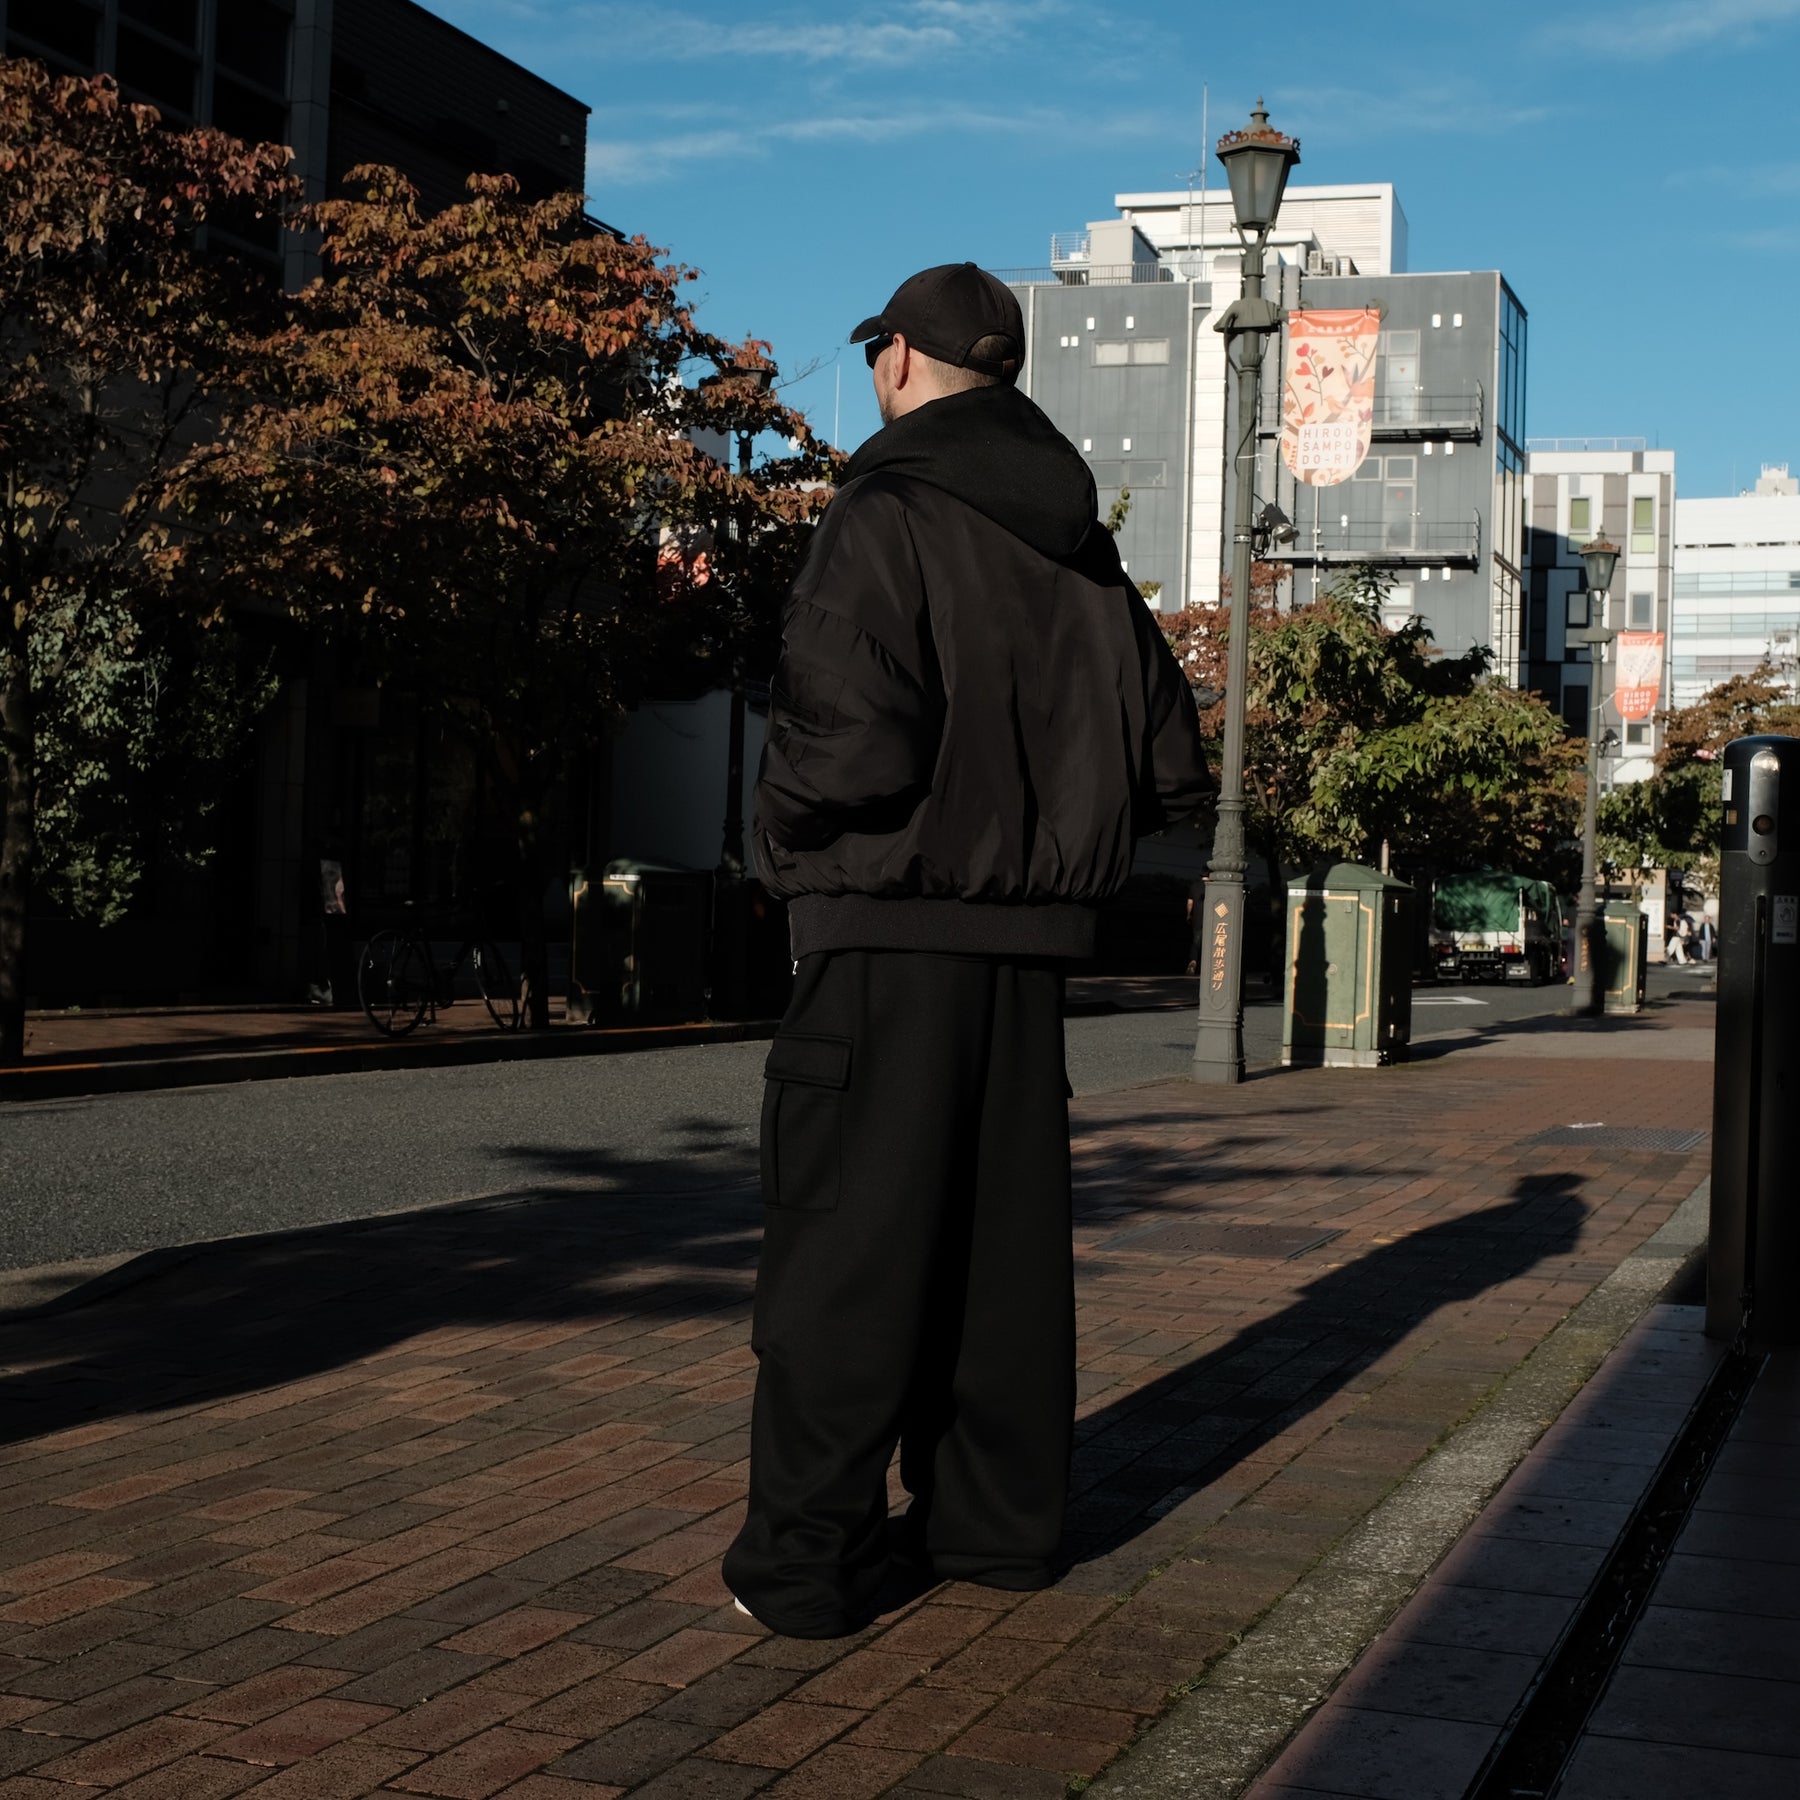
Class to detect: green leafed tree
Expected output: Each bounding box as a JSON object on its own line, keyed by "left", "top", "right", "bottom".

{"left": 0, "top": 59, "right": 294, "bottom": 1056}
{"left": 1161, "top": 565, "right": 1582, "bottom": 893}
{"left": 165, "top": 166, "right": 840, "bottom": 1024}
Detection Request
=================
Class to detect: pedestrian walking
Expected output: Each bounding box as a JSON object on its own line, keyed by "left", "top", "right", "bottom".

{"left": 722, "top": 263, "right": 1212, "bottom": 1638}
{"left": 1697, "top": 913, "right": 1716, "bottom": 962}
{"left": 1666, "top": 911, "right": 1691, "bottom": 965}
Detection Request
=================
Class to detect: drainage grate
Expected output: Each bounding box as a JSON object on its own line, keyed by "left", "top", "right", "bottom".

{"left": 1098, "top": 1222, "right": 1344, "bottom": 1260}
{"left": 1523, "top": 1125, "right": 1707, "bottom": 1154}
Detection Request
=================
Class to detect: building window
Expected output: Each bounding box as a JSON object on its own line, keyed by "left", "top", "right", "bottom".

{"left": 216, "top": 0, "right": 293, "bottom": 92}
{"left": 1628, "top": 591, "right": 1653, "bottom": 628}
{"left": 1625, "top": 723, "right": 1649, "bottom": 745}
{"left": 1569, "top": 496, "right": 1591, "bottom": 540}
{"left": 1563, "top": 684, "right": 1590, "bottom": 733}
{"left": 1378, "top": 329, "right": 1421, "bottom": 425}
{"left": 120, "top": 0, "right": 200, "bottom": 44}
{"left": 116, "top": 25, "right": 198, "bottom": 116}
{"left": 1124, "top": 460, "right": 1166, "bottom": 487}
{"left": 1631, "top": 495, "right": 1655, "bottom": 554}
{"left": 1566, "top": 590, "right": 1591, "bottom": 628}
{"left": 1093, "top": 338, "right": 1170, "bottom": 367}
{"left": 8, "top": 0, "right": 102, "bottom": 63}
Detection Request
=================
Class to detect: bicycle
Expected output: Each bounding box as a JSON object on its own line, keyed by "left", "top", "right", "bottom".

{"left": 357, "top": 904, "right": 525, "bottom": 1036}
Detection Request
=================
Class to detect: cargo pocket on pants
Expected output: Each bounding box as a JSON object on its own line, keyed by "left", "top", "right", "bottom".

{"left": 760, "top": 1033, "right": 853, "bottom": 1211}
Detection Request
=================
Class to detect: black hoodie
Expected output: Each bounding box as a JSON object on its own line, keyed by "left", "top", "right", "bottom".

{"left": 753, "top": 383, "right": 1212, "bottom": 960}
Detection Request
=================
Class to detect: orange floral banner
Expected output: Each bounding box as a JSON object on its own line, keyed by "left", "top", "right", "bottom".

{"left": 1614, "top": 631, "right": 1664, "bottom": 721}
{"left": 1280, "top": 308, "right": 1382, "bottom": 487}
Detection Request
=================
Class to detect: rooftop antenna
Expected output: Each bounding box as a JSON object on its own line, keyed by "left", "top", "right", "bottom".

{"left": 1198, "top": 83, "right": 1207, "bottom": 281}
{"left": 1177, "top": 88, "right": 1209, "bottom": 282}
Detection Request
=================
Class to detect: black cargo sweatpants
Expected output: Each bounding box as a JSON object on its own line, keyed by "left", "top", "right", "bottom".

{"left": 722, "top": 948, "right": 1075, "bottom": 1639}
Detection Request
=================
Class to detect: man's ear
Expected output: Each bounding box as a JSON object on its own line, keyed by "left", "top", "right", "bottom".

{"left": 889, "top": 332, "right": 912, "bottom": 389}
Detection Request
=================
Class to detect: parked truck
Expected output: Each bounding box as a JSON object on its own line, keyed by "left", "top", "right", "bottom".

{"left": 1429, "top": 870, "right": 1566, "bottom": 986}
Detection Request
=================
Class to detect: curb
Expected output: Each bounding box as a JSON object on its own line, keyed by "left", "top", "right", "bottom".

{"left": 1090, "top": 1178, "right": 1712, "bottom": 1800}
{"left": 0, "top": 1016, "right": 781, "bottom": 1104}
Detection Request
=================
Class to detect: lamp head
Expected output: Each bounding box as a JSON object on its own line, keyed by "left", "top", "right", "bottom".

{"left": 1255, "top": 500, "right": 1296, "bottom": 548}
{"left": 1580, "top": 536, "right": 1620, "bottom": 597}
{"left": 1216, "top": 98, "right": 1300, "bottom": 237}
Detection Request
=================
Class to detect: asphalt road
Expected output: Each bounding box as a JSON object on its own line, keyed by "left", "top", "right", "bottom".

{"left": 0, "top": 972, "right": 1707, "bottom": 1276}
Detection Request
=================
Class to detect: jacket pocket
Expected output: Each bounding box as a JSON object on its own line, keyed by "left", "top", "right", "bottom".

{"left": 760, "top": 1033, "right": 853, "bottom": 1212}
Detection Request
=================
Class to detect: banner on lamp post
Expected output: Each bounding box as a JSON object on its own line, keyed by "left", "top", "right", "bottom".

{"left": 1614, "top": 631, "right": 1665, "bottom": 721}
{"left": 1279, "top": 308, "right": 1382, "bottom": 487}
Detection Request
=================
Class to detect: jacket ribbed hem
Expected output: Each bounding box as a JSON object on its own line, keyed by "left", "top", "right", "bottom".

{"left": 786, "top": 894, "right": 1097, "bottom": 961}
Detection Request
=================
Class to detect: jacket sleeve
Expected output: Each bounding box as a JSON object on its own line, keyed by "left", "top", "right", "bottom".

{"left": 754, "top": 485, "right": 944, "bottom": 856}
{"left": 1132, "top": 595, "right": 1214, "bottom": 835}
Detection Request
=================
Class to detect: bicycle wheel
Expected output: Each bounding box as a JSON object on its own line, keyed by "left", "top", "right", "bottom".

{"left": 359, "top": 930, "right": 432, "bottom": 1035}
{"left": 472, "top": 939, "right": 524, "bottom": 1030}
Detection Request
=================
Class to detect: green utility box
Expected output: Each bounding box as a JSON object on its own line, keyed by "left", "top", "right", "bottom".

{"left": 1600, "top": 899, "right": 1649, "bottom": 1015}
{"left": 1282, "top": 863, "right": 1414, "bottom": 1068}
{"left": 569, "top": 859, "right": 712, "bottom": 1025}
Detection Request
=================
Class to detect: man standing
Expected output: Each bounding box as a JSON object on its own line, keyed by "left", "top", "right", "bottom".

{"left": 722, "top": 264, "right": 1211, "bottom": 1638}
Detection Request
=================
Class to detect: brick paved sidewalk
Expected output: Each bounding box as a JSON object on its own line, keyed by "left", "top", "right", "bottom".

{"left": 0, "top": 1028, "right": 1709, "bottom": 1800}
{"left": 9, "top": 976, "right": 1183, "bottom": 1074}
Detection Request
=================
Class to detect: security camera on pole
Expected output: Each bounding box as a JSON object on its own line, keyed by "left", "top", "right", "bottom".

{"left": 1192, "top": 99, "right": 1300, "bottom": 1084}
{"left": 1568, "top": 535, "right": 1620, "bottom": 1016}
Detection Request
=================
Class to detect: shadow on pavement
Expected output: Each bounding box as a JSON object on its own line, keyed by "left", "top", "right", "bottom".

{"left": 1058, "top": 1174, "right": 1590, "bottom": 1571}
{"left": 0, "top": 1127, "right": 1586, "bottom": 1589}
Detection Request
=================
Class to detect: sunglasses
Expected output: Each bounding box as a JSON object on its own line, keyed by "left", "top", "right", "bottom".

{"left": 863, "top": 332, "right": 894, "bottom": 369}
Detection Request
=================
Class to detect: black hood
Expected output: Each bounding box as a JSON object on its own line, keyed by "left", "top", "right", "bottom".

{"left": 843, "top": 384, "right": 1098, "bottom": 562}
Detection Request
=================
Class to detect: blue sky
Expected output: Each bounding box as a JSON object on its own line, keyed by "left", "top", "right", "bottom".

{"left": 422, "top": 0, "right": 1799, "bottom": 497}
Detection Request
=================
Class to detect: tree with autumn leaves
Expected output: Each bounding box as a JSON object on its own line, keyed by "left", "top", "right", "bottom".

{"left": 1599, "top": 665, "right": 1800, "bottom": 885}
{"left": 1, "top": 57, "right": 835, "bottom": 1049}
{"left": 1160, "top": 566, "right": 1582, "bottom": 895}
{"left": 164, "top": 167, "right": 837, "bottom": 1026}
{"left": 0, "top": 60, "right": 294, "bottom": 1059}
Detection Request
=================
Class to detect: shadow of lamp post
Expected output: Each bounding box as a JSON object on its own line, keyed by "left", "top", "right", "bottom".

{"left": 1192, "top": 98, "right": 1300, "bottom": 1085}
{"left": 1569, "top": 534, "right": 1620, "bottom": 1015}
{"left": 696, "top": 362, "right": 774, "bottom": 1018}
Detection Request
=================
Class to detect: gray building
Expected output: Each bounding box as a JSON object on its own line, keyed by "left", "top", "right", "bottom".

{"left": 1272, "top": 269, "right": 1527, "bottom": 675}
{"left": 1004, "top": 189, "right": 1528, "bottom": 675}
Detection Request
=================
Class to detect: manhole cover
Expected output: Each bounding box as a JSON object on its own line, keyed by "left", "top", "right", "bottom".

{"left": 1097, "top": 1222, "right": 1344, "bottom": 1260}
{"left": 1523, "top": 1126, "right": 1708, "bottom": 1153}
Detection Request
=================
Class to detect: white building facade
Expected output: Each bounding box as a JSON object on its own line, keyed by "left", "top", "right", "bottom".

{"left": 1671, "top": 465, "right": 1800, "bottom": 707}
{"left": 1524, "top": 445, "right": 1676, "bottom": 786}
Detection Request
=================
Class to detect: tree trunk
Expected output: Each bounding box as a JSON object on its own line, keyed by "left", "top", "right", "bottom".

{"left": 0, "top": 653, "right": 33, "bottom": 1061}
{"left": 515, "top": 798, "right": 551, "bottom": 1031}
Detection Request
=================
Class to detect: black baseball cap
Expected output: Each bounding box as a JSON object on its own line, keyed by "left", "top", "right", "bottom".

{"left": 850, "top": 263, "right": 1025, "bottom": 380}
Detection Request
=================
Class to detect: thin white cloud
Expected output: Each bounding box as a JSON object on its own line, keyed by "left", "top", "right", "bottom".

{"left": 1734, "top": 225, "right": 1800, "bottom": 253}
{"left": 550, "top": 1, "right": 1068, "bottom": 68}
{"left": 1539, "top": 0, "right": 1800, "bottom": 58}
{"left": 588, "top": 98, "right": 1156, "bottom": 185}
{"left": 1270, "top": 83, "right": 1553, "bottom": 142}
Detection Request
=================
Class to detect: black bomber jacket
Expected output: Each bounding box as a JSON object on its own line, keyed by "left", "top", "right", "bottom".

{"left": 752, "top": 383, "right": 1213, "bottom": 961}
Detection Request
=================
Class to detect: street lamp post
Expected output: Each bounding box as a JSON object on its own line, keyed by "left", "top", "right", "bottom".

{"left": 1193, "top": 99, "right": 1300, "bottom": 1084}
{"left": 697, "top": 363, "right": 774, "bottom": 1017}
{"left": 1570, "top": 536, "right": 1620, "bottom": 1015}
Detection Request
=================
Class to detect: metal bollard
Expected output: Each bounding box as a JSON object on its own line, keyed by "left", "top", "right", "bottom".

{"left": 1708, "top": 734, "right": 1800, "bottom": 1345}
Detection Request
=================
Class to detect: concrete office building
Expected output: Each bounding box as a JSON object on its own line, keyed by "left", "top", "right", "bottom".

{"left": 1003, "top": 184, "right": 1528, "bottom": 673}
{"left": 1670, "top": 465, "right": 1800, "bottom": 708}
{"left": 1523, "top": 444, "right": 1676, "bottom": 786}
{"left": 0, "top": 0, "right": 589, "bottom": 286}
